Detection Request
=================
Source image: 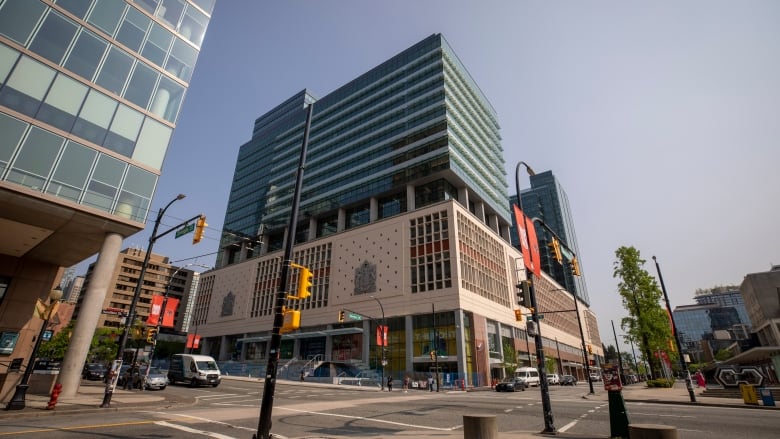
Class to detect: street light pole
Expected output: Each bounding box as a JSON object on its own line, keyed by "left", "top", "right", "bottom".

{"left": 515, "top": 161, "right": 555, "bottom": 434}
{"left": 370, "top": 296, "right": 386, "bottom": 390}
{"left": 101, "top": 193, "right": 185, "bottom": 408}
{"left": 652, "top": 256, "right": 696, "bottom": 403}
{"left": 572, "top": 291, "right": 595, "bottom": 394}
{"left": 6, "top": 287, "right": 63, "bottom": 410}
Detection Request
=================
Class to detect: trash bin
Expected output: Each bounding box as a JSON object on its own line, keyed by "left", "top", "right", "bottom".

{"left": 758, "top": 387, "right": 776, "bottom": 407}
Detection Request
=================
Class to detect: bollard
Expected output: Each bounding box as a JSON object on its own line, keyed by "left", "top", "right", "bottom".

{"left": 46, "top": 383, "right": 62, "bottom": 410}
{"left": 463, "top": 414, "right": 497, "bottom": 439}
{"left": 628, "top": 424, "right": 677, "bottom": 439}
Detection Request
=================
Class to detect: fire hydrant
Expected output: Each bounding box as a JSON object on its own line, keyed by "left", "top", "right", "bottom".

{"left": 46, "top": 383, "right": 62, "bottom": 410}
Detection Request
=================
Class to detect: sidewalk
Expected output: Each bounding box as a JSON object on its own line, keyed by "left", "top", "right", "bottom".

{"left": 1, "top": 378, "right": 776, "bottom": 438}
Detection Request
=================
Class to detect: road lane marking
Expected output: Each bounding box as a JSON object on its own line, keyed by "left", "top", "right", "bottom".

{"left": 155, "top": 420, "right": 237, "bottom": 438}
{"left": 0, "top": 420, "right": 154, "bottom": 436}
{"left": 558, "top": 419, "right": 579, "bottom": 432}
{"left": 154, "top": 412, "right": 256, "bottom": 432}
{"left": 277, "top": 406, "right": 462, "bottom": 431}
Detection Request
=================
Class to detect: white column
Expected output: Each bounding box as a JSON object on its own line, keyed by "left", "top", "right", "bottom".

{"left": 57, "top": 232, "right": 123, "bottom": 398}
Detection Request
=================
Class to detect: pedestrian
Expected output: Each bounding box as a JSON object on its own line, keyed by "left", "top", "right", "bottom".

{"left": 403, "top": 376, "right": 410, "bottom": 393}
{"left": 428, "top": 375, "right": 434, "bottom": 392}
{"left": 300, "top": 370, "right": 305, "bottom": 382}
{"left": 694, "top": 370, "right": 705, "bottom": 388}
{"left": 387, "top": 375, "right": 393, "bottom": 391}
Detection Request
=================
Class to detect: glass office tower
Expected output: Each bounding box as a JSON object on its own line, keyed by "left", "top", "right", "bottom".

{"left": 0, "top": 0, "right": 214, "bottom": 397}
{"left": 510, "top": 171, "right": 590, "bottom": 305}
{"left": 219, "top": 33, "right": 508, "bottom": 266}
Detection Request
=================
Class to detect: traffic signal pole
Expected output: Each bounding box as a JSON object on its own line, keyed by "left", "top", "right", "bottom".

{"left": 255, "top": 103, "right": 313, "bottom": 439}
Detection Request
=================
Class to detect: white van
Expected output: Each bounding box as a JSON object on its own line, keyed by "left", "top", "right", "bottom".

{"left": 514, "top": 367, "right": 540, "bottom": 387}
{"left": 168, "top": 354, "right": 222, "bottom": 387}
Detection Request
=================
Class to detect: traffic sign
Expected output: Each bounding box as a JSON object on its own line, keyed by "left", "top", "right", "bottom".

{"left": 102, "top": 307, "right": 128, "bottom": 316}
{"left": 526, "top": 314, "right": 544, "bottom": 321}
{"left": 175, "top": 223, "right": 195, "bottom": 238}
{"left": 348, "top": 313, "right": 363, "bottom": 321}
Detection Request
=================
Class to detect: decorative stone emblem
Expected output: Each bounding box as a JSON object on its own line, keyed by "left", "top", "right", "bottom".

{"left": 354, "top": 260, "right": 376, "bottom": 295}
{"left": 221, "top": 291, "right": 235, "bottom": 316}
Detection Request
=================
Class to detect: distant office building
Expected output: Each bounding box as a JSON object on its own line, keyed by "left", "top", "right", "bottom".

{"left": 196, "top": 34, "right": 602, "bottom": 384}
{"left": 63, "top": 275, "right": 85, "bottom": 303}
{"left": 0, "top": 0, "right": 214, "bottom": 398}
{"left": 509, "top": 170, "right": 590, "bottom": 305}
{"left": 740, "top": 267, "right": 780, "bottom": 347}
{"left": 74, "top": 247, "right": 199, "bottom": 332}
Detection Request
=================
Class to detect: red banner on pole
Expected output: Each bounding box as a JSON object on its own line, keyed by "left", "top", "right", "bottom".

{"left": 147, "top": 295, "right": 164, "bottom": 326}
{"left": 161, "top": 298, "right": 179, "bottom": 328}
{"left": 513, "top": 205, "right": 540, "bottom": 276}
{"left": 186, "top": 334, "right": 194, "bottom": 348}
{"left": 193, "top": 335, "right": 201, "bottom": 349}
{"left": 376, "top": 325, "right": 388, "bottom": 346}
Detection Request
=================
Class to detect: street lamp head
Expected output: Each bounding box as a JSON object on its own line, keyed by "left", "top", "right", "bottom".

{"left": 521, "top": 162, "right": 536, "bottom": 176}
{"left": 49, "top": 286, "right": 63, "bottom": 302}
{"left": 175, "top": 193, "right": 186, "bottom": 200}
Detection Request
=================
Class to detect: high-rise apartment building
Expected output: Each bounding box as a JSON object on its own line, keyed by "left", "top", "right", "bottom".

{"left": 510, "top": 170, "right": 590, "bottom": 305}
{"left": 196, "top": 34, "right": 602, "bottom": 384}
{"left": 0, "top": 0, "right": 214, "bottom": 400}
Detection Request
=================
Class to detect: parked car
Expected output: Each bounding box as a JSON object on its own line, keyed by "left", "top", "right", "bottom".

{"left": 547, "top": 373, "right": 560, "bottom": 385}
{"left": 82, "top": 363, "right": 106, "bottom": 381}
{"left": 514, "top": 367, "right": 541, "bottom": 387}
{"left": 142, "top": 366, "right": 168, "bottom": 390}
{"left": 495, "top": 377, "right": 526, "bottom": 392}
{"left": 589, "top": 373, "right": 602, "bottom": 382}
{"left": 560, "top": 375, "right": 578, "bottom": 386}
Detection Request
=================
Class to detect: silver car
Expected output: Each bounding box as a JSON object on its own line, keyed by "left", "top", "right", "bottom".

{"left": 142, "top": 367, "right": 168, "bottom": 390}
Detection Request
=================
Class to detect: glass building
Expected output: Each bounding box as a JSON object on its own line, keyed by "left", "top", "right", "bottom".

{"left": 218, "top": 33, "right": 509, "bottom": 266}
{"left": 509, "top": 171, "right": 590, "bottom": 305}
{"left": 0, "top": 0, "right": 214, "bottom": 397}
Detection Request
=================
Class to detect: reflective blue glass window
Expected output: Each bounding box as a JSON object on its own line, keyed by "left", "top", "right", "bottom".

{"left": 189, "top": 0, "right": 215, "bottom": 15}
{"left": 0, "top": 43, "right": 20, "bottom": 84}
{"left": 124, "top": 61, "right": 158, "bottom": 108}
{"left": 54, "top": 0, "right": 93, "bottom": 19}
{"left": 165, "top": 37, "right": 197, "bottom": 82}
{"left": 46, "top": 140, "right": 96, "bottom": 203}
{"left": 87, "top": 0, "right": 126, "bottom": 36}
{"left": 116, "top": 165, "right": 156, "bottom": 221}
{"left": 0, "top": 56, "right": 56, "bottom": 117}
{"left": 157, "top": 0, "right": 185, "bottom": 28}
{"left": 29, "top": 11, "right": 79, "bottom": 65}
{"left": 105, "top": 104, "right": 143, "bottom": 156}
{"left": 0, "top": 0, "right": 47, "bottom": 46}
{"left": 135, "top": 0, "right": 159, "bottom": 15}
{"left": 95, "top": 46, "right": 133, "bottom": 95}
{"left": 64, "top": 30, "right": 108, "bottom": 81}
{"left": 151, "top": 75, "right": 184, "bottom": 122}
{"left": 72, "top": 89, "right": 117, "bottom": 145}
{"left": 84, "top": 153, "right": 125, "bottom": 211}
{"left": 36, "top": 73, "right": 89, "bottom": 132}
{"left": 141, "top": 22, "right": 173, "bottom": 66}
{"left": 6, "top": 127, "right": 64, "bottom": 191}
{"left": 133, "top": 116, "right": 171, "bottom": 169}
{"left": 180, "top": 5, "right": 208, "bottom": 47}
{"left": 115, "top": 6, "right": 151, "bottom": 52}
{"left": 0, "top": 113, "right": 29, "bottom": 177}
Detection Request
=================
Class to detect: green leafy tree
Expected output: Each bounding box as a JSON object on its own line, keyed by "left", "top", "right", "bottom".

{"left": 613, "top": 246, "right": 673, "bottom": 379}
{"left": 545, "top": 356, "right": 557, "bottom": 374}
{"left": 38, "top": 322, "right": 120, "bottom": 363}
{"left": 502, "top": 339, "right": 519, "bottom": 377}
{"left": 38, "top": 322, "right": 74, "bottom": 359}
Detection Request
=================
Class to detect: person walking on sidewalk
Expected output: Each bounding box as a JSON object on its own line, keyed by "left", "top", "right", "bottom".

{"left": 387, "top": 375, "right": 393, "bottom": 391}
{"left": 403, "top": 376, "right": 410, "bottom": 392}
{"left": 428, "top": 374, "right": 434, "bottom": 392}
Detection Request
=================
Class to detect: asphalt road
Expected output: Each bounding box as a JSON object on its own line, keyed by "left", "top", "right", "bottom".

{"left": 3, "top": 381, "right": 779, "bottom": 438}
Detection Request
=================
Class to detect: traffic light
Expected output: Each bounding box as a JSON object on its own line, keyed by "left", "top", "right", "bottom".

{"left": 280, "top": 307, "right": 300, "bottom": 334}
{"left": 548, "top": 238, "right": 562, "bottom": 264}
{"left": 516, "top": 280, "right": 531, "bottom": 307}
{"left": 514, "top": 309, "right": 523, "bottom": 322}
{"left": 429, "top": 350, "right": 436, "bottom": 360}
{"left": 289, "top": 264, "right": 313, "bottom": 300}
{"left": 570, "top": 257, "right": 581, "bottom": 276}
{"left": 587, "top": 344, "right": 593, "bottom": 354}
{"left": 338, "top": 310, "right": 345, "bottom": 323}
{"left": 146, "top": 327, "right": 158, "bottom": 343}
{"left": 192, "top": 215, "right": 207, "bottom": 244}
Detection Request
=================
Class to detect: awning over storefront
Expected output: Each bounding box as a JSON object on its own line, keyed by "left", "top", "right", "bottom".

{"left": 237, "top": 327, "right": 363, "bottom": 343}
{"left": 724, "top": 347, "right": 780, "bottom": 365}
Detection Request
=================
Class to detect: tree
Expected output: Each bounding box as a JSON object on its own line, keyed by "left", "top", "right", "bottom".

{"left": 38, "top": 322, "right": 74, "bottom": 359}
{"left": 604, "top": 344, "right": 618, "bottom": 363}
{"left": 613, "top": 246, "right": 673, "bottom": 379}
{"left": 545, "top": 356, "right": 557, "bottom": 374}
{"left": 502, "top": 339, "right": 519, "bottom": 377}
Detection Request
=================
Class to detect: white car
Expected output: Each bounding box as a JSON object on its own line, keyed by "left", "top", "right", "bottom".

{"left": 546, "top": 373, "right": 560, "bottom": 385}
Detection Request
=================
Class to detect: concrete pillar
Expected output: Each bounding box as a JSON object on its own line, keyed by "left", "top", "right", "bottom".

{"left": 475, "top": 201, "right": 485, "bottom": 223}
{"left": 488, "top": 214, "right": 499, "bottom": 234}
{"left": 361, "top": 319, "right": 371, "bottom": 364}
{"left": 458, "top": 186, "right": 469, "bottom": 208}
{"left": 309, "top": 217, "right": 317, "bottom": 240}
{"left": 369, "top": 197, "right": 378, "bottom": 222}
{"left": 406, "top": 185, "right": 415, "bottom": 211}
{"left": 218, "top": 335, "right": 229, "bottom": 360}
{"left": 57, "top": 232, "right": 123, "bottom": 398}
{"left": 463, "top": 415, "right": 497, "bottom": 439}
{"left": 405, "top": 315, "right": 414, "bottom": 374}
{"left": 324, "top": 329, "right": 333, "bottom": 362}
{"left": 455, "top": 309, "right": 468, "bottom": 386}
{"left": 337, "top": 208, "right": 346, "bottom": 232}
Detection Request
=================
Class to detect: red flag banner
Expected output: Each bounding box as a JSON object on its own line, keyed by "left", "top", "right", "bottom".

{"left": 162, "top": 297, "right": 179, "bottom": 328}
{"left": 376, "top": 325, "right": 388, "bottom": 346}
{"left": 147, "top": 295, "right": 164, "bottom": 326}
{"left": 513, "top": 205, "right": 540, "bottom": 276}
{"left": 193, "top": 335, "right": 201, "bottom": 349}
{"left": 186, "top": 334, "right": 195, "bottom": 348}
{"left": 525, "top": 215, "right": 541, "bottom": 277}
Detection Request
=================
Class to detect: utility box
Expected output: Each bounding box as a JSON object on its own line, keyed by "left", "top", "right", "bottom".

{"left": 759, "top": 387, "right": 776, "bottom": 407}
{"left": 740, "top": 384, "right": 758, "bottom": 405}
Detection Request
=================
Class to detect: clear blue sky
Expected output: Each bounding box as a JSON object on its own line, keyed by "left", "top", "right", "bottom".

{"left": 78, "top": 0, "right": 780, "bottom": 349}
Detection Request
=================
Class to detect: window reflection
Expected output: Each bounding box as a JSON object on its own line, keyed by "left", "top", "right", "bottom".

{"left": 47, "top": 140, "right": 96, "bottom": 203}
{"left": 6, "top": 127, "right": 64, "bottom": 191}
{"left": 0, "top": 56, "right": 56, "bottom": 117}
{"left": 72, "top": 89, "right": 117, "bottom": 146}
{"left": 28, "top": 10, "right": 78, "bottom": 64}
{"left": 36, "top": 73, "right": 89, "bottom": 132}
{"left": 95, "top": 46, "right": 133, "bottom": 95}
{"left": 64, "top": 30, "right": 108, "bottom": 81}
{"left": 87, "top": 0, "right": 126, "bottom": 36}
{"left": 115, "top": 6, "right": 150, "bottom": 52}
{"left": 0, "top": 0, "right": 47, "bottom": 46}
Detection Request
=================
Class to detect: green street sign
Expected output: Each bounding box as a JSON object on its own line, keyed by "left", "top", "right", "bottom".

{"left": 526, "top": 314, "right": 544, "bottom": 321}
{"left": 348, "top": 313, "right": 362, "bottom": 321}
{"left": 175, "top": 223, "right": 195, "bottom": 238}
